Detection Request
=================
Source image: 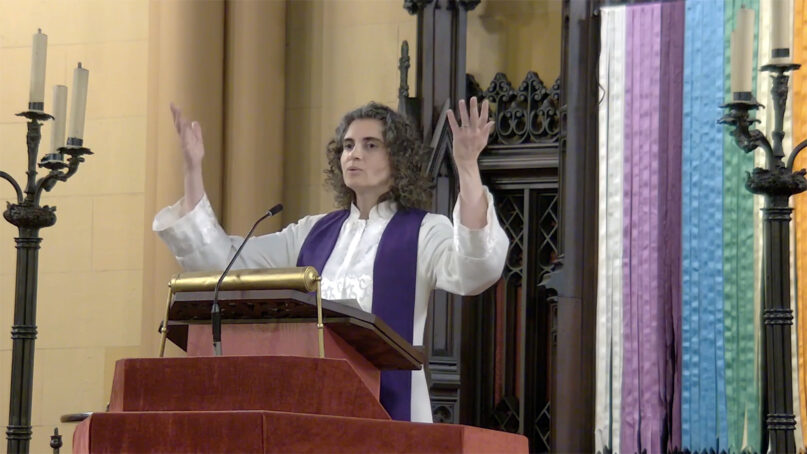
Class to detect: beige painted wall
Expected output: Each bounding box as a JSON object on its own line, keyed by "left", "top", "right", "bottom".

{"left": 0, "top": 0, "right": 558, "bottom": 452}
{"left": 283, "top": 0, "right": 417, "bottom": 222}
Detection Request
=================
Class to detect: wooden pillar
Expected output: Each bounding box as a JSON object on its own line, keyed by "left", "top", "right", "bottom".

{"left": 407, "top": 0, "right": 477, "bottom": 142}
{"left": 222, "top": 0, "right": 286, "bottom": 234}
{"left": 541, "top": 0, "right": 599, "bottom": 452}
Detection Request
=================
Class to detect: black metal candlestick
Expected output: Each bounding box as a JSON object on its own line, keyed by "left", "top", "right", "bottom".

{"left": 720, "top": 61, "right": 805, "bottom": 454}
{"left": 1, "top": 109, "right": 91, "bottom": 454}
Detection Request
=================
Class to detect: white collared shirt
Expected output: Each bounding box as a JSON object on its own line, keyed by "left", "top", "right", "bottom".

{"left": 320, "top": 201, "right": 397, "bottom": 312}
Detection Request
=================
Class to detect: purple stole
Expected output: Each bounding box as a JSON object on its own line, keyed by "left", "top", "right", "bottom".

{"left": 296, "top": 207, "right": 427, "bottom": 421}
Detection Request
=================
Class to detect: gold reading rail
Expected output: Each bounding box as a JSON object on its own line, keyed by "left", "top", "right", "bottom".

{"left": 169, "top": 267, "right": 319, "bottom": 293}
{"left": 159, "top": 267, "right": 323, "bottom": 357}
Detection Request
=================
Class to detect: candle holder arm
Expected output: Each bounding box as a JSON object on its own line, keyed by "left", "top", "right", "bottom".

{"left": 786, "top": 138, "right": 807, "bottom": 172}
{"left": 720, "top": 102, "right": 776, "bottom": 168}
{"left": 0, "top": 171, "right": 23, "bottom": 203}
{"left": 33, "top": 154, "right": 85, "bottom": 205}
{"left": 721, "top": 115, "right": 774, "bottom": 157}
{"left": 34, "top": 172, "right": 64, "bottom": 201}
{"left": 742, "top": 126, "right": 774, "bottom": 154}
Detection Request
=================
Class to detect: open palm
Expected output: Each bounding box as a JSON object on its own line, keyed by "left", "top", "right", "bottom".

{"left": 447, "top": 97, "right": 494, "bottom": 166}
{"left": 170, "top": 103, "right": 205, "bottom": 170}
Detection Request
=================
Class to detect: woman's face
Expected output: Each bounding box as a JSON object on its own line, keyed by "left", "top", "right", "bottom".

{"left": 340, "top": 118, "right": 392, "bottom": 201}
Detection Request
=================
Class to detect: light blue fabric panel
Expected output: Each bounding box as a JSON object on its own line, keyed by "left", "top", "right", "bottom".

{"left": 681, "top": 0, "right": 728, "bottom": 449}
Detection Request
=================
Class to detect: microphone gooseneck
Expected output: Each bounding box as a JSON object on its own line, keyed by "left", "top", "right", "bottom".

{"left": 211, "top": 203, "right": 283, "bottom": 356}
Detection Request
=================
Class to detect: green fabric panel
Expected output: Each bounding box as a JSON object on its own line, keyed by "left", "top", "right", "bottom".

{"left": 722, "top": 2, "right": 739, "bottom": 448}
{"left": 722, "top": 0, "right": 761, "bottom": 452}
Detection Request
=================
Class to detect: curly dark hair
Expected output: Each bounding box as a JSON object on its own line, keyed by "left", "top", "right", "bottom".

{"left": 324, "top": 102, "right": 433, "bottom": 210}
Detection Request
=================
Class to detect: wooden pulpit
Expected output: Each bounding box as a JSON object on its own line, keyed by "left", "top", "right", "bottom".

{"left": 164, "top": 288, "right": 425, "bottom": 398}
{"left": 72, "top": 269, "right": 528, "bottom": 453}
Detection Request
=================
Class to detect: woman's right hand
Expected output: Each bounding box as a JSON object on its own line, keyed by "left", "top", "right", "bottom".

{"left": 170, "top": 103, "right": 205, "bottom": 171}
{"left": 170, "top": 103, "right": 206, "bottom": 215}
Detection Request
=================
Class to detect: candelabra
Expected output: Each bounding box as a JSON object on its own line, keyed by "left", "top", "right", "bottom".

{"left": 720, "top": 61, "right": 805, "bottom": 454}
{"left": 1, "top": 108, "right": 91, "bottom": 454}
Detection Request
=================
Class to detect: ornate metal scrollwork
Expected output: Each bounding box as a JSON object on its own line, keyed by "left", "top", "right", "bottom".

{"left": 397, "top": 41, "right": 419, "bottom": 122}
{"left": 403, "top": 0, "right": 433, "bottom": 15}
{"left": 745, "top": 167, "right": 807, "bottom": 196}
{"left": 431, "top": 404, "right": 454, "bottom": 423}
{"left": 405, "top": 0, "right": 479, "bottom": 14}
{"left": 399, "top": 41, "right": 411, "bottom": 99}
{"left": 456, "top": 0, "right": 481, "bottom": 11}
{"left": 3, "top": 202, "right": 56, "bottom": 229}
{"left": 469, "top": 72, "right": 561, "bottom": 146}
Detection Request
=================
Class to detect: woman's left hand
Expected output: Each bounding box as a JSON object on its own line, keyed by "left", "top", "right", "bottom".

{"left": 447, "top": 96, "right": 493, "bottom": 229}
{"left": 447, "top": 96, "right": 494, "bottom": 167}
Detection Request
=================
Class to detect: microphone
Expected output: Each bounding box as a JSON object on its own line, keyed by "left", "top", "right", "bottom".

{"left": 211, "top": 203, "right": 283, "bottom": 356}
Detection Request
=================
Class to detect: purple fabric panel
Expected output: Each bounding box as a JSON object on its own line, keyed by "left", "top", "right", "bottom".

{"left": 639, "top": 5, "right": 663, "bottom": 454}
{"left": 658, "top": 1, "right": 685, "bottom": 450}
{"left": 296, "top": 210, "right": 350, "bottom": 272}
{"left": 621, "top": 4, "right": 665, "bottom": 454}
{"left": 636, "top": 5, "right": 652, "bottom": 450}
{"left": 640, "top": 3, "right": 666, "bottom": 454}
{"left": 373, "top": 208, "right": 427, "bottom": 421}
{"left": 621, "top": 5, "right": 638, "bottom": 453}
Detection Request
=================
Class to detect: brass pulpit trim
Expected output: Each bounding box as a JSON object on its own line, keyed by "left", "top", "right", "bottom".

{"left": 159, "top": 267, "right": 322, "bottom": 357}
{"left": 315, "top": 278, "right": 325, "bottom": 358}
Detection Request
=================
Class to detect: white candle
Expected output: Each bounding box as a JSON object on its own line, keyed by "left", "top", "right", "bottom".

{"left": 29, "top": 29, "right": 48, "bottom": 109}
{"left": 67, "top": 63, "right": 89, "bottom": 144}
{"left": 735, "top": 8, "right": 755, "bottom": 93}
{"left": 771, "top": 0, "right": 791, "bottom": 60}
{"left": 50, "top": 85, "right": 67, "bottom": 155}
{"left": 730, "top": 31, "right": 740, "bottom": 93}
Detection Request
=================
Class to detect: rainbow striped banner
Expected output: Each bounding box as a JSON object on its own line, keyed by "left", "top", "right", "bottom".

{"left": 595, "top": 1, "right": 806, "bottom": 452}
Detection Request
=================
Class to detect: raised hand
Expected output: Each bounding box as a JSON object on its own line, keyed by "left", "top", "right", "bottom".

{"left": 170, "top": 103, "right": 206, "bottom": 214}
{"left": 170, "top": 103, "right": 205, "bottom": 172}
{"left": 446, "top": 97, "right": 494, "bottom": 166}
{"left": 446, "top": 97, "right": 493, "bottom": 229}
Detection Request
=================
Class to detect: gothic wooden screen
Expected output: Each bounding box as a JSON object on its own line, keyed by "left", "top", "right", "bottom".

{"left": 422, "top": 70, "right": 561, "bottom": 454}
{"left": 398, "top": 0, "right": 599, "bottom": 451}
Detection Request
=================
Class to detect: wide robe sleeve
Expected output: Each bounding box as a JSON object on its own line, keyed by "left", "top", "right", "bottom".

{"left": 152, "top": 194, "right": 323, "bottom": 271}
{"left": 418, "top": 187, "right": 509, "bottom": 295}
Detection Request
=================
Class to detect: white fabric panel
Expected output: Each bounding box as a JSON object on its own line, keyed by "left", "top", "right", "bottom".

{"left": 595, "top": 6, "right": 625, "bottom": 453}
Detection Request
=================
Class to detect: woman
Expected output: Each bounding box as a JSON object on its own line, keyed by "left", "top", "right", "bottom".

{"left": 153, "top": 98, "right": 509, "bottom": 423}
